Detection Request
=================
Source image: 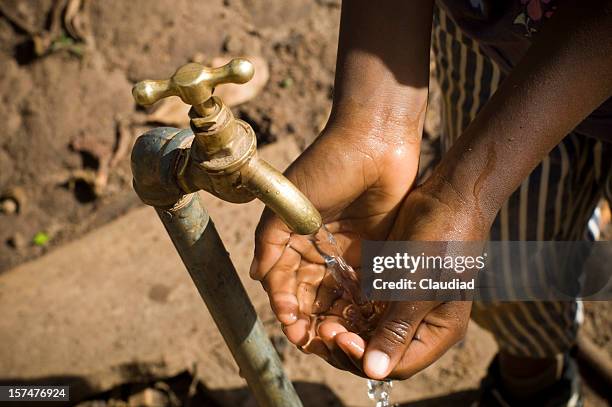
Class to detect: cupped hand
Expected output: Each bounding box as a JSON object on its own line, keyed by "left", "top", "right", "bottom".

{"left": 330, "top": 180, "right": 490, "bottom": 380}
{"left": 249, "top": 117, "right": 422, "bottom": 372}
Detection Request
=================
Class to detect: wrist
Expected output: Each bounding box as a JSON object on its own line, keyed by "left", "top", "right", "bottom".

{"left": 420, "top": 172, "right": 494, "bottom": 238}
{"left": 326, "top": 88, "right": 428, "bottom": 146}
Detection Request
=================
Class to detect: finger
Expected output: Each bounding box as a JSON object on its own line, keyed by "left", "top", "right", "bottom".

{"left": 336, "top": 332, "right": 366, "bottom": 368}
{"left": 317, "top": 319, "right": 349, "bottom": 349}
{"left": 262, "top": 247, "right": 301, "bottom": 325}
{"left": 315, "top": 318, "right": 360, "bottom": 371}
{"left": 311, "top": 270, "right": 342, "bottom": 314}
{"left": 251, "top": 208, "right": 292, "bottom": 281}
{"left": 312, "top": 346, "right": 364, "bottom": 376}
{"left": 326, "top": 331, "right": 369, "bottom": 378}
{"left": 363, "top": 301, "right": 436, "bottom": 380}
{"left": 300, "top": 325, "right": 362, "bottom": 375}
{"left": 286, "top": 234, "right": 326, "bottom": 265}
{"left": 301, "top": 337, "right": 330, "bottom": 361}
{"left": 295, "top": 261, "right": 327, "bottom": 315}
{"left": 282, "top": 316, "right": 311, "bottom": 347}
{"left": 297, "top": 281, "right": 319, "bottom": 316}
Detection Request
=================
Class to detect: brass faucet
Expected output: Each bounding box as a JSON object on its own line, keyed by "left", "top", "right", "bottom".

{"left": 132, "top": 58, "right": 322, "bottom": 235}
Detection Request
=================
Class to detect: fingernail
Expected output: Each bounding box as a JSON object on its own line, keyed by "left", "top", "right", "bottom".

{"left": 365, "top": 350, "right": 390, "bottom": 378}
{"left": 279, "top": 312, "right": 298, "bottom": 324}
{"left": 271, "top": 293, "right": 299, "bottom": 324}
{"left": 347, "top": 339, "right": 364, "bottom": 354}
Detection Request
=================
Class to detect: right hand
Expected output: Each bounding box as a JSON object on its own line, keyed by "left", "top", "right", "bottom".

{"left": 250, "top": 113, "right": 423, "bottom": 373}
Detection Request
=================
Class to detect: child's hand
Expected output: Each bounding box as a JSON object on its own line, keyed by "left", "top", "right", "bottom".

{"left": 291, "top": 182, "right": 485, "bottom": 380}
{"left": 350, "top": 183, "right": 485, "bottom": 379}
{"left": 250, "top": 0, "right": 433, "bottom": 372}
{"left": 249, "top": 119, "right": 421, "bottom": 371}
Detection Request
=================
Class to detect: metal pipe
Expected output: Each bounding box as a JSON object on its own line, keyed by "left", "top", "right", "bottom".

{"left": 131, "top": 128, "right": 303, "bottom": 406}
{"left": 157, "top": 192, "right": 303, "bottom": 407}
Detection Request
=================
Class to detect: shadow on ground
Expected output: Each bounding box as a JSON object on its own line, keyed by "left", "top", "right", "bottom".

{"left": 0, "top": 371, "right": 484, "bottom": 407}
{"left": 398, "top": 390, "right": 479, "bottom": 406}
{"left": 4, "top": 367, "right": 608, "bottom": 406}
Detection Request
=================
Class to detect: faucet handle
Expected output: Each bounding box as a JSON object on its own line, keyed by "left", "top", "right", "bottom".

{"left": 132, "top": 58, "right": 255, "bottom": 107}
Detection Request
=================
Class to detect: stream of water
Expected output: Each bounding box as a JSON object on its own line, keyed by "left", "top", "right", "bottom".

{"left": 309, "top": 226, "right": 393, "bottom": 407}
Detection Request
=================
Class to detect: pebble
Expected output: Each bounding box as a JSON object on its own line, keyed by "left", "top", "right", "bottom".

{"left": 127, "top": 388, "right": 169, "bottom": 407}
{"left": 0, "top": 198, "right": 17, "bottom": 214}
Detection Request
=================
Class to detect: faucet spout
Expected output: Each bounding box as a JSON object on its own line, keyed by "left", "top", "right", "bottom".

{"left": 241, "top": 156, "right": 322, "bottom": 235}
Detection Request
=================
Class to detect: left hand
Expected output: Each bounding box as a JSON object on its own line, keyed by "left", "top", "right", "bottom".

{"left": 316, "top": 178, "right": 491, "bottom": 380}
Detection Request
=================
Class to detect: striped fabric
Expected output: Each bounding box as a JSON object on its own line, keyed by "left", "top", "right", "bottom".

{"left": 431, "top": 6, "right": 612, "bottom": 357}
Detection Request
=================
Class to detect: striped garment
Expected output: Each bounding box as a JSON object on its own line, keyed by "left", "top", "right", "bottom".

{"left": 430, "top": 6, "right": 611, "bottom": 357}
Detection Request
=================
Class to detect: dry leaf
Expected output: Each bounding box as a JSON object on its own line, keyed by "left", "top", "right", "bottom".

{"left": 64, "top": 0, "right": 94, "bottom": 46}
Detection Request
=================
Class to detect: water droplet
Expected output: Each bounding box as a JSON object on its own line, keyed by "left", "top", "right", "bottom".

{"left": 308, "top": 227, "right": 392, "bottom": 405}
{"left": 367, "top": 379, "right": 393, "bottom": 407}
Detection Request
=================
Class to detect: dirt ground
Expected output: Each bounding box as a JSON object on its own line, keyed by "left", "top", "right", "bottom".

{"left": 0, "top": 0, "right": 338, "bottom": 271}
{"left": 0, "top": 0, "right": 610, "bottom": 406}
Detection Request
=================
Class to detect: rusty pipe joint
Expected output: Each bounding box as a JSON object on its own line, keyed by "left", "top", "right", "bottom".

{"left": 130, "top": 127, "right": 193, "bottom": 208}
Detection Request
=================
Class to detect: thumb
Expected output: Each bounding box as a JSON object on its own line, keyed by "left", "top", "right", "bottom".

{"left": 250, "top": 208, "right": 291, "bottom": 281}
{"left": 363, "top": 301, "right": 435, "bottom": 379}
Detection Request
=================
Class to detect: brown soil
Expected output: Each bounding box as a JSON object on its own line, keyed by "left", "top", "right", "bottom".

{"left": 0, "top": 1, "right": 610, "bottom": 406}
{"left": 0, "top": 0, "right": 338, "bottom": 271}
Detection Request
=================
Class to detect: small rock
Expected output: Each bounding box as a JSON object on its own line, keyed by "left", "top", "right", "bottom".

{"left": 128, "top": 387, "right": 169, "bottom": 407}
{"left": 0, "top": 198, "right": 18, "bottom": 215}
{"left": 148, "top": 283, "right": 172, "bottom": 303}
{"left": 0, "top": 186, "right": 26, "bottom": 214}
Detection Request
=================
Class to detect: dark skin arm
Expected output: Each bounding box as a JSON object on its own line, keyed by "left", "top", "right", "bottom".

{"left": 430, "top": 0, "right": 612, "bottom": 227}
{"left": 251, "top": 0, "right": 433, "bottom": 282}
{"left": 330, "top": 0, "right": 432, "bottom": 130}
{"left": 251, "top": 0, "right": 433, "bottom": 375}
{"left": 361, "top": 0, "right": 612, "bottom": 380}
{"left": 254, "top": 0, "right": 612, "bottom": 380}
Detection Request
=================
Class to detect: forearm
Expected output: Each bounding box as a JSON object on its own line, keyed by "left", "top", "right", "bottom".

{"left": 328, "top": 0, "right": 433, "bottom": 140}
{"left": 429, "top": 0, "right": 612, "bottom": 227}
